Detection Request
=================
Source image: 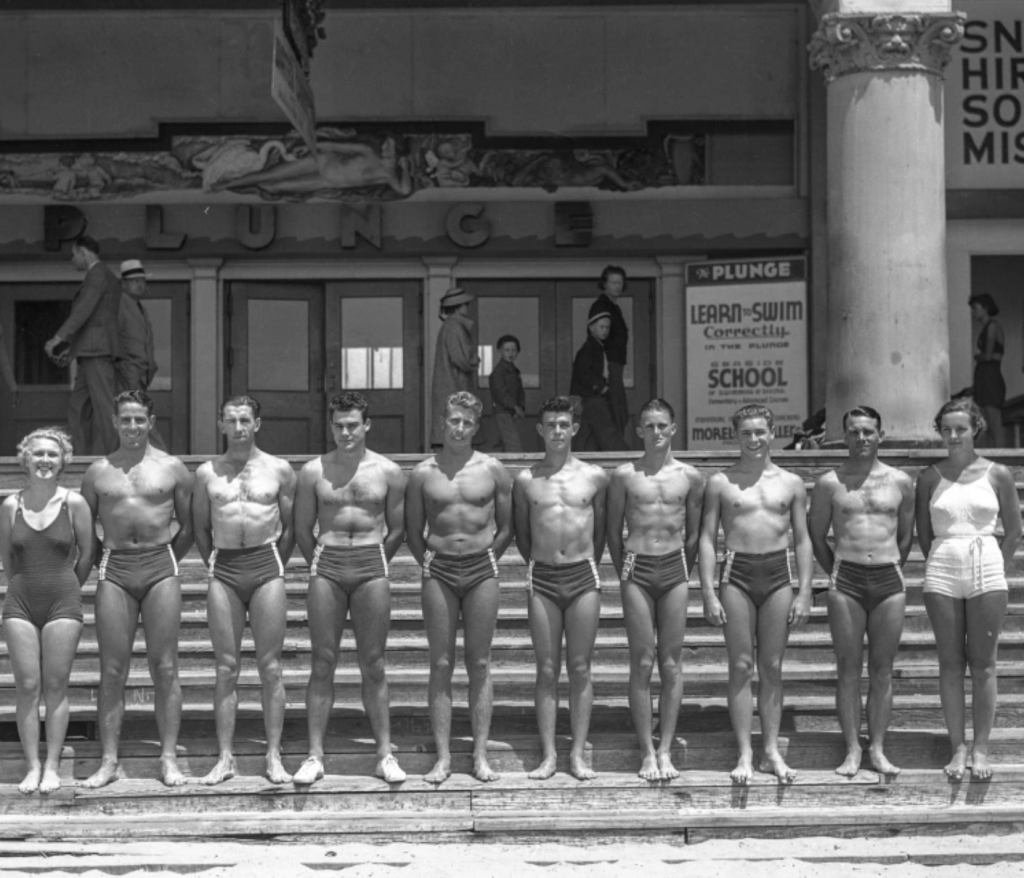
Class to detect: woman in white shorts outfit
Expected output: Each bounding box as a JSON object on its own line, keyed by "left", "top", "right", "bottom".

{"left": 915, "top": 399, "right": 1021, "bottom": 781}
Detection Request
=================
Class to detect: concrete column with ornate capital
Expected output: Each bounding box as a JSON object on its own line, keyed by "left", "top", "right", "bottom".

{"left": 809, "top": 3, "right": 964, "bottom": 441}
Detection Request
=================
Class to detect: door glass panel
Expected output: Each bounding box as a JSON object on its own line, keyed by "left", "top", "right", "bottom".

{"left": 146, "top": 299, "right": 173, "bottom": 391}
{"left": 476, "top": 297, "right": 540, "bottom": 389}
{"left": 341, "top": 297, "right": 403, "bottom": 389}
{"left": 572, "top": 297, "right": 634, "bottom": 388}
{"left": 14, "top": 300, "right": 73, "bottom": 387}
{"left": 248, "top": 299, "right": 309, "bottom": 391}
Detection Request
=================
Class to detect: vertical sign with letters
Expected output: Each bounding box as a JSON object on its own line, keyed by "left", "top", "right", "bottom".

{"left": 945, "top": 1, "right": 1024, "bottom": 188}
{"left": 685, "top": 258, "right": 808, "bottom": 450}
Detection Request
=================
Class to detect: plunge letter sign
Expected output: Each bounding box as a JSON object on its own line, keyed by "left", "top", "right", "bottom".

{"left": 686, "top": 258, "right": 808, "bottom": 449}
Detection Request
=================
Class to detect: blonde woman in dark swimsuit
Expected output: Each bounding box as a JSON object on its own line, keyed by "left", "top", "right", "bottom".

{"left": 0, "top": 429, "right": 94, "bottom": 793}
{"left": 915, "top": 400, "right": 1021, "bottom": 780}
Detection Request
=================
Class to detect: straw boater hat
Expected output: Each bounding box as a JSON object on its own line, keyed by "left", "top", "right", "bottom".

{"left": 441, "top": 287, "right": 475, "bottom": 308}
{"left": 120, "top": 259, "right": 150, "bottom": 280}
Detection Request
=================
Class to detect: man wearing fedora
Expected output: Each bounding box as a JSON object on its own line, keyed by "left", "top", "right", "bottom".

{"left": 116, "top": 260, "right": 166, "bottom": 450}
{"left": 44, "top": 235, "right": 121, "bottom": 455}
{"left": 430, "top": 287, "right": 479, "bottom": 448}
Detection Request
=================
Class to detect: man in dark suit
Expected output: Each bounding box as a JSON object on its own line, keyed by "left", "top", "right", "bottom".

{"left": 115, "top": 259, "right": 166, "bottom": 450}
{"left": 45, "top": 235, "right": 121, "bottom": 454}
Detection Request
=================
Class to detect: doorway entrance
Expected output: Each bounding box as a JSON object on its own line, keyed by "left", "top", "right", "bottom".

{"left": 227, "top": 280, "right": 422, "bottom": 456}
{"left": 0, "top": 282, "right": 190, "bottom": 455}
{"left": 468, "top": 278, "right": 654, "bottom": 451}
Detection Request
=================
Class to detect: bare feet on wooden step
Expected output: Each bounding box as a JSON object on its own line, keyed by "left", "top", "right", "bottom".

{"left": 656, "top": 752, "right": 680, "bottom": 780}
{"left": 638, "top": 754, "right": 660, "bottom": 781}
{"left": 473, "top": 757, "right": 500, "bottom": 783}
{"left": 18, "top": 766, "right": 41, "bottom": 795}
{"left": 38, "top": 767, "right": 62, "bottom": 794}
{"left": 424, "top": 757, "right": 452, "bottom": 785}
{"left": 867, "top": 748, "right": 901, "bottom": 777}
{"left": 266, "top": 753, "right": 292, "bottom": 785}
{"left": 82, "top": 760, "right": 124, "bottom": 790}
{"left": 835, "top": 750, "right": 862, "bottom": 778}
{"left": 730, "top": 755, "right": 754, "bottom": 785}
{"left": 971, "top": 748, "right": 994, "bottom": 780}
{"left": 944, "top": 745, "right": 968, "bottom": 781}
{"left": 160, "top": 756, "right": 188, "bottom": 787}
{"left": 200, "top": 756, "right": 236, "bottom": 786}
{"left": 759, "top": 751, "right": 797, "bottom": 784}
{"left": 569, "top": 753, "right": 596, "bottom": 781}
{"left": 528, "top": 754, "right": 557, "bottom": 780}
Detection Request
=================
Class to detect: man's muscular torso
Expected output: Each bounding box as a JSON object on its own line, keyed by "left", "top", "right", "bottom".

{"left": 420, "top": 453, "right": 499, "bottom": 555}
{"left": 89, "top": 449, "right": 182, "bottom": 548}
{"left": 522, "top": 459, "right": 605, "bottom": 563}
{"left": 824, "top": 465, "right": 909, "bottom": 564}
{"left": 313, "top": 450, "right": 394, "bottom": 546}
{"left": 716, "top": 466, "right": 801, "bottom": 553}
{"left": 201, "top": 453, "right": 286, "bottom": 549}
{"left": 621, "top": 461, "right": 693, "bottom": 555}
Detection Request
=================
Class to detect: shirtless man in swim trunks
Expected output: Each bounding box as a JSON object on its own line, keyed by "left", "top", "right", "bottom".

{"left": 192, "top": 396, "right": 296, "bottom": 785}
{"left": 699, "top": 404, "right": 812, "bottom": 784}
{"left": 808, "top": 405, "right": 914, "bottom": 778}
{"left": 513, "top": 396, "right": 608, "bottom": 781}
{"left": 80, "top": 390, "right": 193, "bottom": 788}
{"left": 406, "top": 392, "right": 513, "bottom": 784}
{"left": 607, "top": 399, "right": 704, "bottom": 781}
{"left": 291, "top": 392, "right": 407, "bottom": 786}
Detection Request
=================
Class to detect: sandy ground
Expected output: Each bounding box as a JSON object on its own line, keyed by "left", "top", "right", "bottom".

{"left": 3, "top": 837, "right": 1024, "bottom": 877}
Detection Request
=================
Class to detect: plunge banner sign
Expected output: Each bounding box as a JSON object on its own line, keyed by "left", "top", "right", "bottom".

{"left": 686, "top": 258, "right": 808, "bottom": 450}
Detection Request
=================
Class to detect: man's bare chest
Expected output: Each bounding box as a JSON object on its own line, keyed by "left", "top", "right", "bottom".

{"left": 426, "top": 469, "right": 494, "bottom": 510}
{"left": 210, "top": 473, "right": 278, "bottom": 506}
{"left": 318, "top": 472, "right": 387, "bottom": 510}
{"left": 97, "top": 466, "right": 174, "bottom": 503}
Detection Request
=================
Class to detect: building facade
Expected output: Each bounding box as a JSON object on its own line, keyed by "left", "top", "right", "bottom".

{"left": 0, "top": 0, "right": 1012, "bottom": 454}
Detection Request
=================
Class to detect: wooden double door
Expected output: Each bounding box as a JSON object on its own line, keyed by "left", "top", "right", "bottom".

{"left": 0, "top": 282, "right": 190, "bottom": 455}
{"left": 468, "top": 278, "right": 653, "bottom": 452}
{"left": 228, "top": 281, "right": 422, "bottom": 455}
{"left": 227, "top": 277, "right": 652, "bottom": 455}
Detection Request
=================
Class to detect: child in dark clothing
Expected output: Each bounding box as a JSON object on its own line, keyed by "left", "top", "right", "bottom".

{"left": 488, "top": 335, "right": 525, "bottom": 452}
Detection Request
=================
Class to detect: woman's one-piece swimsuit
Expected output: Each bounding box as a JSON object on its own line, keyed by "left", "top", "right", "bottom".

{"left": 924, "top": 464, "right": 1007, "bottom": 600}
{"left": 2, "top": 492, "right": 82, "bottom": 628}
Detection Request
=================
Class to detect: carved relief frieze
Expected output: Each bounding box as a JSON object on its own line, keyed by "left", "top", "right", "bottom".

{"left": 808, "top": 12, "right": 965, "bottom": 83}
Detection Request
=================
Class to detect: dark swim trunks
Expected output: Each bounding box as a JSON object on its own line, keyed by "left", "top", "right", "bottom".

{"left": 209, "top": 543, "right": 284, "bottom": 604}
{"left": 528, "top": 558, "right": 600, "bottom": 611}
{"left": 310, "top": 543, "right": 388, "bottom": 596}
{"left": 423, "top": 548, "right": 499, "bottom": 600}
{"left": 829, "top": 559, "right": 905, "bottom": 614}
{"left": 720, "top": 549, "right": 792, "bottom": 608}
{"left": 99, "top": 544, "right": 179, "bottom": 602}
{"left": 622, "top": 548, "right": 688, "bottom": 601}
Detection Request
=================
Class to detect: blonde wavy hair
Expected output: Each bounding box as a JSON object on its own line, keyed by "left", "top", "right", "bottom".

{"left": 17, "top": 427, "right": 74, "bottom": 475}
